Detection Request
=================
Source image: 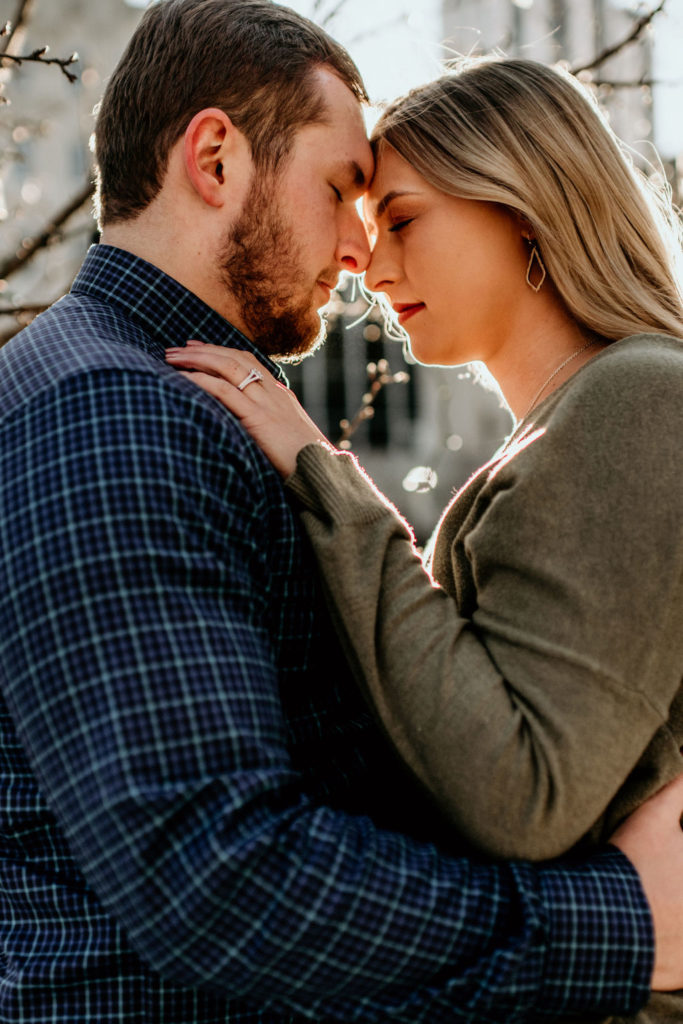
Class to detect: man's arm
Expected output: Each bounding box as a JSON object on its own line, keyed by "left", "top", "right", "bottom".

{"left": 0, "top": 367, "right": 654, "bottom": 1021}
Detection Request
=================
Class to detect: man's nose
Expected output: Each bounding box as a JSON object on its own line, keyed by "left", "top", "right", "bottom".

{"left": 336, "top": 209, "right": 371, "bottom": 274}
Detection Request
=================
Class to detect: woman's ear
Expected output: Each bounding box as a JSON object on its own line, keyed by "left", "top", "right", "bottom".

{"left": 183, "top": 107, "right": 235, "bottom": 208}
{"left": 513, "top": 210, "right": 536, "bottom": 242}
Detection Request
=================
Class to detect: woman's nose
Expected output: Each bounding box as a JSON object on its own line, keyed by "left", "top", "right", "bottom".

{"left": 364, "top": 241, "right": 396, "bottom": 294}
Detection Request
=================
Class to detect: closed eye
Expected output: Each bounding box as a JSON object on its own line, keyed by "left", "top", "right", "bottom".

{"left": 388, "top": 219, "right": 413, "bottom": 233}
{"left": 331, "top": 185, "right": 343, "bottom": 201}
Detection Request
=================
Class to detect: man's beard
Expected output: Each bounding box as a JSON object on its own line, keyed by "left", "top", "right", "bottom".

{"left": 218, "top": 177, "right": 330, "bottom": 361}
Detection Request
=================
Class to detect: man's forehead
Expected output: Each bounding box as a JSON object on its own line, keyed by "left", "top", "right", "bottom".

{"left": 349, "top": 159, "right": 369, "bottom": 189}
{"left": 311, "top": 66, "right": 374, "bottom": 177}
{"left": 330, "top": 156, "right": 372, "bottom": 191}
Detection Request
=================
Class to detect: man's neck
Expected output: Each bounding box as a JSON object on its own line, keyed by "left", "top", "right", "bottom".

{"left": 100, "top": 223, "right": 251, "bottom": 338}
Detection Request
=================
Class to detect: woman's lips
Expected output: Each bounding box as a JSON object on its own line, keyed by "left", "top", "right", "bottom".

{"left": 394, "top": 303, "right": 425, "bottom": 325}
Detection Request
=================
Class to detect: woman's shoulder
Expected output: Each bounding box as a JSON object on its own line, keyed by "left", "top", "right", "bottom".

{"left": 487, "top": 331, "right": 683, "bottom": 493}
{"left": 541, "top": 332, "right": 682, "bottom": 429}
{"left": 576, "top": 332, "right": 683, "bottom": 387}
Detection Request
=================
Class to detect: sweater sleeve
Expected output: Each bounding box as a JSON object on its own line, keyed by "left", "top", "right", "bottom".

{"left": 285, "top": 343, "right": 683, "bottom": 861}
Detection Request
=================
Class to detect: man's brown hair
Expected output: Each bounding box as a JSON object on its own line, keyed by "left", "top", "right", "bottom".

{"left": 94, "top": 0, "right": 367, "bottom": 226}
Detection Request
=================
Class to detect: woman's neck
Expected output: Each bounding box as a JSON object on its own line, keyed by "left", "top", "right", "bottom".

{"left": 485, "top": 293, "right": 606, "bottom": 422}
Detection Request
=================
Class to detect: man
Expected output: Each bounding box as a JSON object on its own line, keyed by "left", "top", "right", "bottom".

{"left": 0, "top": 1, "right": 681, "bottom": 1021}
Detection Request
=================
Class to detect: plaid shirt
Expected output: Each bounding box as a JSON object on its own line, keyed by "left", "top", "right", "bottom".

{"left": 0, "top": 244, "right": 652, "bottom": 1023}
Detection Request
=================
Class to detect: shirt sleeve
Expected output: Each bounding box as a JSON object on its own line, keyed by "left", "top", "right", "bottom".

{"left": 284, "top": 349, "right": 683, "bottom": 863}
{"left": 0, "top": 367, "right": 653, "bottom": 1022}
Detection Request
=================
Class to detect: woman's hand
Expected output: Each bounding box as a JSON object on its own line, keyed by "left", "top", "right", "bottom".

{"left": 165, "top": 341, "right": 330, "bottom": 477}
{"left": 610, "top": 772, "right": 683, "bottom": 991}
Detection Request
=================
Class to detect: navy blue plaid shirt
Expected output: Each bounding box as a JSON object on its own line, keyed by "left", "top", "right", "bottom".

{"left": 0, "top": 244, "right": 653, "bottom": 1022}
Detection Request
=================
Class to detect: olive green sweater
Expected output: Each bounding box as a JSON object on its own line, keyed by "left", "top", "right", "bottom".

{"left": 286, "top": 334, "right": 683, "bottom": 1024}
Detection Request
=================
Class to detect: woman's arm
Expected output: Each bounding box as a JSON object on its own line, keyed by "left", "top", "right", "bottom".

{"left": 166, "top": 341, "right": 683, "bottom": 861}
{"left": 284, "top": 422, "right": 683, "bottom": 860}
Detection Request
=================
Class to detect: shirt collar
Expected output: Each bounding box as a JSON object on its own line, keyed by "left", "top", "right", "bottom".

{"left": 70, "top": 244, "right": 287, "bottom": 383}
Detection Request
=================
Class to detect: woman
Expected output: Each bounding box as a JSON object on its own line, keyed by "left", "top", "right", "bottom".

{"left": 167, "top": 56, "right": 683, "bottom": 1018}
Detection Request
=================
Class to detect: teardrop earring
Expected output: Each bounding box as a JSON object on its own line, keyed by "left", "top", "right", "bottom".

{"left": 525, "top": 243, "right": 547, "bottom": 292}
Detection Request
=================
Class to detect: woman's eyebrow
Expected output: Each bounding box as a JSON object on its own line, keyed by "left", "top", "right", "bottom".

{"left": 374, "top": 190, "right": 420, "bottom": 218}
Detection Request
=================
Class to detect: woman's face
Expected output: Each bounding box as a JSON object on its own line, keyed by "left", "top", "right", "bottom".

{"left": 363, "top": 145, "right": 532, "bottom": 367}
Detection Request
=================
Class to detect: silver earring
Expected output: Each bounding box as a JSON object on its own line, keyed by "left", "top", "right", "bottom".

{"left": 525, "top": 243, "right": 546, "bottom": 292}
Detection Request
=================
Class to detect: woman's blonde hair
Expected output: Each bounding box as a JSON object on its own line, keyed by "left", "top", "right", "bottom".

{"left": 371, "top": 57, "right": 683, "bottom": 341}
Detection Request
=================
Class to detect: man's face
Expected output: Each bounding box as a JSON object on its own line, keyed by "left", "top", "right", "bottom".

{"left": 219, "top": 67, "right": 373, "bottom": 360}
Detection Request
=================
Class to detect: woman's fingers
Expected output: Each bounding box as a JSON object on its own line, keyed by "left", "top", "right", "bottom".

{"left": 165, "top": 343, "right": 274, "bottom": 394}
{"left": 165, "top": 342, "right": 329, "bottom": 478}
{"left": 176, "top": 369, "right": 252, "bottom": 413}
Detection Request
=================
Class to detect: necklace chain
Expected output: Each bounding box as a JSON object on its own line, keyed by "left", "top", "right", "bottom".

{"left": 521, "top": 340, "right": 596, "bottom": 422}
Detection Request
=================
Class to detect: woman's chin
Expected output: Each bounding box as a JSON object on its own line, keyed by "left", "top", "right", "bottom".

{"left": 406, "top": 340, "right": 461, "bottom": 368}
{"left": 405, "top": 336, "right": 438, "bottom": 366}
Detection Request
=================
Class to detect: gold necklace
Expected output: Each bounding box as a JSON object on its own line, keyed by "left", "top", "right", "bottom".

{"left": 520, "top": 340, "right": 596, "bottom": 422}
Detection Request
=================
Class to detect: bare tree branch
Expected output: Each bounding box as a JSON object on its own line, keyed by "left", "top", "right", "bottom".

{"left": 0, "top": 301, "right": 51, "bottom": 317}
{"left": 0, "top": 179, "right": 95, "bottom": 281}
{"left": 320, "top": 0, "right": 351, "bottom": 29}
{"left": 336, "top": 359, "right": 410, "bottom": 447}
{"left": 570, "top": 0, "right": 666, "bottom": 75}
{"left": 0, "top": 0, "right": 35, "bottom": 55}
{"left": 346, "top": 12, "right": 409, "bottom": 49}
{"left": 0, "top": 322, "right": 24, "bottom": 345}
{"left": 591, "top": 78, "right": 665, "bottom": 88}
{"left": 0, "top": 46, "right": 79, "bottom": 83}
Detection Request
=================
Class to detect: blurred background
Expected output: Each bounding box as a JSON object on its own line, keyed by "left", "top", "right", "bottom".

{"left": 2, "top": 0, "right": 682, "bottom": 541}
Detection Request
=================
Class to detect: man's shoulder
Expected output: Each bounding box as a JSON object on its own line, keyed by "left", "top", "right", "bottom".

{"left": 3, "top": 291, "right": 185, "bottom": 417}
{"left": 2, "top": 291, "right": 158, "bottom": 387}
{"left": 1, "top": 293, "right": 273, "bottom": 482}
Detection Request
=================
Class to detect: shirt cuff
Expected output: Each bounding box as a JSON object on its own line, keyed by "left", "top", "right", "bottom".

{"left": 531, "top": 847, "right": 653, "bottom": 1019}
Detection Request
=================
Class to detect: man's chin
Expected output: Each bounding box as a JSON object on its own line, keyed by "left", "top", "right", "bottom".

{"left": 264, "top": 311, "right": 328, "bottom": 363}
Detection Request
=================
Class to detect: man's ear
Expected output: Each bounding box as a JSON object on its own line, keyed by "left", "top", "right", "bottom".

{"left": 184, "top": 107, "right": 239, "bottom": 208}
